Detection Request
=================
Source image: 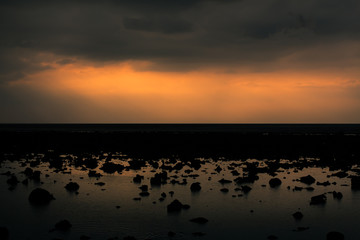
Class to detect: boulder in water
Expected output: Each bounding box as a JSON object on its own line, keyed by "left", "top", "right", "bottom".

{"left": 28, "top": 188, "right": 55, "bottom": 205}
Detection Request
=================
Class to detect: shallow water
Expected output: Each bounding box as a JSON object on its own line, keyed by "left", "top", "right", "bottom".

{"left": 0, "top": 156, "right": 359, "bottom": 240}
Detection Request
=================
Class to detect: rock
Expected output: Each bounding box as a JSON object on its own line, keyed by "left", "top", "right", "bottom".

{"left": 94, "top": 182, "right": 105, "bottom": 186}
{"left": 150, "top": 172, "right": 167, "bottom": 185}
{"left": 331, "top": 171, "right": 348, "bottom": 178}
{"left": 101, "top": 162, "right": 124, "bottom": 174}
{"left": 351, "top": 176, "right": 360, "bottom": 190}
{"left": 326, "top": 231, "right": 344, "bottom": 240}
{"left": 218, "top": 178, "right": 232, "bottom": 184}
{"left": 28, "top": 188, "right": 55, "bottom": 205}
{"left": 333, "top": 191, "right": 343, "bottom": 200}
{"left": 23, "top": 167, "right": 34, "bottom": 177}
{"left": 190, "top": 182, "right": 201, "bottom": 192}
{"left": 267, "top": 235, "right": 278, "bottom": 240}
{"left": 54, "top": 220, "right": 72, "bottom": 231}
{"left": 310, "top": 194, "right": 326, "bottom": 205}
{"left": 161, "top": 192, "right": 167, "bottom": 198}
{"left": 22, "top": 179, "right": 29, "bottom": 185}
{"left": 88, "top": 170, "right": 102, "bottom": 178}
{"left": 139, "top": 185, "right": 148, "bottom": 192}
{"left": 299, "top": 175, "right": 315, "bottom": 185}
{"left": 241, "top": 185, "right": 252, "bottom": 193}
{"left": 0, "top": 227, "right": 9, "bottom": 239}
{"left": 167, "top": 199, "right": 184, "bottom": 212}
{"left": 32, "top": 171, "right": 41, "bottom": 181}
{"left": 190, "top": 217, "right": 208, "bottom": 224}
{"left": 7, "top": 175, "right": 19, "bottom": 186}
{"left": 316, "top": 181, "right": 331, "bottom": 186}
{"left": 133, "top": 174, "right": 143, "bottom": 183}
{"left": 220, "top": 188, "right": 229, "bottom": 193}
{"left": 133, "top": 197, "right": 141, "bottom": 201}
{"left": 292, "top": 211, "right": 303, "bottom": 220}
{"left": 182, "top": 204, "right": 191, "bottom": 210}
{"left": 269, "top": 178, "right": 282, "bottom": 188}
{"left": 139, "top": 191, "right": 150, "bottom": 197}
{"left": 169, "top": 191, "right": 174, "bottom": 197}
{"left": 65, "top": 182, "right": 80, "bottom": 192}
{"left": 214, "top": 166, "right": 222, "bottom": 173}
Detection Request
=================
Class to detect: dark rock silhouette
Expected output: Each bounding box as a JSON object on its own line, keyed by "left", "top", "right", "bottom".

{"left": 331, "top": 171, "right": 348, "bottom": 178}
{"left": 168, "top": 231, "right": 176, "bottom": 237}
{"left": 28, "top": 188, "right": 55, "bottom": 205}
{"left": 190, "top": 217, "right": 208, "bottom": 224}
{"left": 292, "top": 211, "right": 303, "bottom": 220}
{"left": 220, "top": 188, "right": 229, "bottom": 193}
{"left": 299, "top": 175, "right": 315, "bottom": 185}
{"left": 23, "top": 167, "right": 34, "bottom": 177}
{"left": 139, "top": 185, "right": 148, "bottom": 192}
{"left": 190, "top": 182, "right": 201, "bottom": 192}
{"left": 267, "top": 235, "right": 278, "bottom": 240}
{"left": 22, "top": 178, "right": 29, "bottom": 185}
{"left": 65, "top": 182, "right": 80, "bottom": 192}
{"left": 332, "top": 191, "right": 343, "bottom": 200}
{"left": 167, "top": 199, "right": 188, "bottom": 212}
{"left": 88, "top": 170, "right": 102, "bottom": 178}
{"left": 242, "top": 185, "right": 252, "bottom": 193}
{"left": 310, "top": 194, "right": 326, "bottom": 205}
{"left": 150, "top": 172, "right": 167, "bottom": 185}
{"left": 351, "top": 176, "right": 360, "bottom": 190}
{"left": 214, "top": 166, "right": 222, "bottom": 173}
{"left": 316, "top": 181, "right": 330, "bottom": 186}
{"left": 139, "top": 191, "right": 150, "bottom": 197}
{"left": 182, "top": 204, "right": 190, "bottom": 210}
{"left": 133, "top": 174, "right": 144, "bottom": 183}
{"left": 101, "top": 162, "right": 124, "bottom": 174}
{"left": 6, "top": 175, "right": 19, "bottom": 186}
{"left": 0, "top": 227, "right": 9, "bottom": 240}
{"left": 32, "top": 171, "right": 41, "bottom": 181}
{"left": 326, "top": 231, "right": 344, "bottom": 240}
{"left": 54, "top": 220, "right": 72, "bottom": 231}
{"left": 94, "top": 182, "right": 105, "bottom": 186}
{"left": 218, "top": 178, "right": 232, "bottom": 184}
{"left": 269, "top": 178, "right": 282, "bottom": 188}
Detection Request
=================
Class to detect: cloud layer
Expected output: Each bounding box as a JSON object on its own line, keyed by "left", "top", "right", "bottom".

{"left": 1, "top": 0, "right": 360, "bottom": 79}
{"left": 1, "top": 0, "right": 360, "bottom": 122}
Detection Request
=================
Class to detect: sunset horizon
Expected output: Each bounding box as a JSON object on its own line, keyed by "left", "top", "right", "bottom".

{"left": 1, "top": 1, "right": 359, "bottom": 123}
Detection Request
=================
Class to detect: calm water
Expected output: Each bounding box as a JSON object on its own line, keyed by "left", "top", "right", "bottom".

{"left": 1, "top": 155, "right": 359, "bottom": 240}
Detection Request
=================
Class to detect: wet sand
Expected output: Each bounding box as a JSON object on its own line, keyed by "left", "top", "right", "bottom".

{"left": 0, "top": 124, "right": 359, "bottom": 240}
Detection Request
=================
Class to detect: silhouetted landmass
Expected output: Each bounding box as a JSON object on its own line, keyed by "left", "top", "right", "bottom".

{"left": 0, "top": 124, "right": 359, "bottom": 169}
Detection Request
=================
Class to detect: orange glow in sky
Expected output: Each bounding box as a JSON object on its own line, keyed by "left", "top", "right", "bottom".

{"left": 7, "top": 59, "right": 359, "bottom": 123}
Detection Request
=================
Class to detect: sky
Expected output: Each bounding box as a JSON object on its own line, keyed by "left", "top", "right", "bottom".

{"left": 0, "top": 0, "right": 360, "bottom": 123}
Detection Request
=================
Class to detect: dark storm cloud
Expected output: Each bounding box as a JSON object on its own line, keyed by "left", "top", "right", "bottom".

{"left": 123, "top": 17, "right": 193, "bottom": 34}
{"left": 0, "top": 0, "right": 360, "bottom": 80}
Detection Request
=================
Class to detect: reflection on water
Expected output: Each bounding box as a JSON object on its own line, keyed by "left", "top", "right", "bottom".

{"left": 1, "top": 154, "right": 360, "bottom": 240}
